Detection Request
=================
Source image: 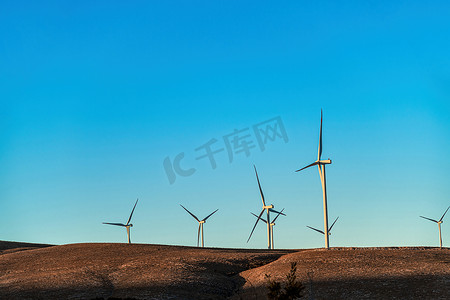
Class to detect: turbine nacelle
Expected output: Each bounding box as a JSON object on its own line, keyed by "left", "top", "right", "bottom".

{"left": 264, "top": 205, "right": 274, "bottom": 209}
{"left": 295, "top": 159, "right": 332, "bottom": 172}
{"left": 319, "top": 159, "right": 332, "bottom": 164}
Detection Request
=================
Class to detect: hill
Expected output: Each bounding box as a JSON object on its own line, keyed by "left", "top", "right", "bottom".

{"left": 0, "top": 240, "right": 53, "bottom": 255}
{"left": 233, "top": 247, "right": 450, "bottom": 299}
{"left": 0, "top": 242, "right": 291, "bottom": 299}
{"left": 0, "top": 242, "right": 449, "bottom": 299}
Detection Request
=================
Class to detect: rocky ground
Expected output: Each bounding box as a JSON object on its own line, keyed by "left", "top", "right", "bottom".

{"left": 0, "top": 241, "right": 449, "bottom": 299}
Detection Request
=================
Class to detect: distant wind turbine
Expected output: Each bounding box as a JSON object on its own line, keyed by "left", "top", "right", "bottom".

{"left": 103, "top": 199, "right": 138, "bottom": 244}
{"left": 180, "top": 204, "right": 218, "bottom": 247}
{"left": 251, "top": 208, "right": 285, "bottom": 249}
{"left": 420, "top": 206, "right": 449, "bottom": 248}
{"left": 296, "top": 110, "right": 333, "bottom": 249}
{"left": 307, "top": 216, "right": 339, "bottom": 239}
{"left": 247, "top": 165, "right": 286, "bottom": 249}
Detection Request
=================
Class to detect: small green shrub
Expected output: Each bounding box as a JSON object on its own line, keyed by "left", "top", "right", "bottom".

{"left": 265, "top": 262, "right": 305, "bottom": 300}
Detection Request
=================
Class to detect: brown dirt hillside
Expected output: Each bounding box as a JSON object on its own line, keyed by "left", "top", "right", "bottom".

{"left": 232, "top": 247, "right": 450, "bottom": 300}
{"left": 1, "top": 243, "right": 449, "bottom": 299}
{"left": 0, "top": 241, "right": 53, "bottom": 255}
{"left": 0, "top": 242, "right": 292, "bottom": 299}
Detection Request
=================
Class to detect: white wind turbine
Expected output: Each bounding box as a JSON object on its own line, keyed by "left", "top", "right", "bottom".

{"left": 296, "top": 110, "right": 332, "bottom": 249}
{"left": 251, "top": 208, "right": 285, "bottom": 249}
{"left": 307, "top": 216, "right": 339, "bottom": 242}
{"left": 180, "top": 204, "right": 218, "bottom": 247}
{"left": 103, "top": 199, "right": 138, "bottom": 244}
{"left": 420, "top": 206, "right": 449, "bottom": 248}
{"left": 247, "top": 165, "right": 286, "bottom": 249}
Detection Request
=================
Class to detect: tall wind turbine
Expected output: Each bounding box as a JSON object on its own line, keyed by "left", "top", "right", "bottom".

{"left": 307, "top": 216, "right": 339, "bottom": 240}
{"left": 103, "top": 199, "right": 138, "bottom": 244}
{"left": 180, "top": 204, "right": 218, "bottom": 247}
{"left": 251, "top": 208, "right": 285, "bottom": 249}
{"left": 420, "top": 206, "right": 449, "bottom": 248}
{"left": 296, "top": 110, "right": 332, "bottom": 249}
{"left": 247, "top": 165, "right": 286, "bottom": 249}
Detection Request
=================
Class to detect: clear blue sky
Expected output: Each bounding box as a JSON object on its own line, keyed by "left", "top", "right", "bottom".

{"left": 1, "top": 1, "right": 449, "bottom": 249}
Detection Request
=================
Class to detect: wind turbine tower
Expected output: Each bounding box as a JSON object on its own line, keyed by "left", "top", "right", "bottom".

{"left": 251, "top": 208, "right": 285, "bottom": 249}
{"left": 180, "top": 204, "right": 218, "bottom": 247}
{"left": 420, "top": 206, "right": 449, "bottom": 248}
{"left": 248, "top": 165, "right": 285, "bottom": 249}
{"left": 296, "top": 110, "right": 332, "bottom": 249}
{"left": 103, "top": 199, "right": 138, "bottom": 244}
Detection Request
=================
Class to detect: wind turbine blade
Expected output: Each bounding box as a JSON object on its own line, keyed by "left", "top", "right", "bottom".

{"left": 439, "top": 206, "right": 450, "bottom": 222}
{"left": 251, "top": 212, "right": 267, "bottom": 223}
{"left": 254, "top": 165, "right": 266, "bottom": 206}
{"left": 329, "top": 216, "right": 339, "bottom": 231}
{"left": 202, "top": 209, "right": 219, "bottom": 222}
{"left": 420, "top": 216, "right": 438, "bottom": 223}
{"left": 306, "top": 225, "right": 324, "bottom": 235}
{"left": 180, "top": 204, "right": 200, "bottom": 222}
{"left": 271, "top": 208, "right": 285, "bottom": 223}
{"left": 197, "top": 223, "right": 201, "bottom": 247}
{"left": 103, "top": 222, "right": 126, "bottom": 227}
{"left": 126, "top": 199, "right": 138, "bottom": 225}
{"left": 318, "top": 109, "right": 323, "bottom": 161}
{"left": 295, "top": 161, "right": 319, "bottom": 172}
{"left": 269, "top": 208, "right": 286, "bottom": 216}
{"left": 247, "top": 209, "right": 265, "bottom": 242}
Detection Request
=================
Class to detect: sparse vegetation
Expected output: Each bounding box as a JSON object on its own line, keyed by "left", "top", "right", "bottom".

{"left": 265, "top": 262, "right": 305, "bottom": 299}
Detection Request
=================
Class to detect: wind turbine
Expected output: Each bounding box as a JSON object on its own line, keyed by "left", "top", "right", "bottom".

{"left": 247, "top": 165, "right": 286, "bottom": 249}
{"left": 420, "top": 206, "right": 449, "bottom": 248}
{"left": 180, "top": 204, "right": 218, "bottom": 247}
{"left": 103, "top": 199, "right": 138, "bottom": 244}
{"left": 296, "top": 110, "right": 332, "bottom": 249}
{"left": 307, "top": 216, "right": 339, "bottom": 240}
{"left": 251, "top": 208, "right": 285, "bottom": 249}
